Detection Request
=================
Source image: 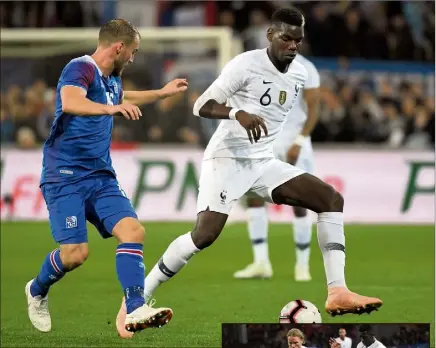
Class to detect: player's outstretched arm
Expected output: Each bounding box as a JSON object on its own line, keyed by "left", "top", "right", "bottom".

{"left": 194, "top": 96, "right": 268, "bottom": 143}
{"left": 61, "top": 86, "right": 142, "bottom": 120}
{"left": 61, "top": 86, "right": 112, "bottom": 115}
{"left": 123, "top": 79, "right": 188, "bottom": 106}
{"left": 192, "top": 54, "right": 267, "bottom": 143}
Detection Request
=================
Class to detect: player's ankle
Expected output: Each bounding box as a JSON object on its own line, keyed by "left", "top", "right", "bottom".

{"left": 327, "top": 285, "right": 348, "bottom": 294}
{"left": 30, "top": 280, "right": 47, "bottom": 298}
{"left": 126, "top": 298, "right": 145, "bottom": 314}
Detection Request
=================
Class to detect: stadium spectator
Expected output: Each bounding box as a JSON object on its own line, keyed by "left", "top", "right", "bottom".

{"left": 1, "top": 1, "right": 434, "bottom": 148}
{"left": 222, "top": 323, "right": 430, "bottom": 348}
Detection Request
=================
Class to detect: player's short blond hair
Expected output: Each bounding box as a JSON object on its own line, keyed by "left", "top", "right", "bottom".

{"left": 287, "top": 328, "right": 305, "bottom": 343}
{"left": 98, "top": 19, "right": 140, "bottom": 46}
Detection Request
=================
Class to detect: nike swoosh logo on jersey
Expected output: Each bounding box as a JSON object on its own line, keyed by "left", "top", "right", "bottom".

{"left": 263, "top": 80, "right": 273, "bottom": 84}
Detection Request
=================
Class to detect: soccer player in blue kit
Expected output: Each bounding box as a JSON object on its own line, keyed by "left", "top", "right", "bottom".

{"left": 25, "top": 19, "right": 188, "bottom": 334}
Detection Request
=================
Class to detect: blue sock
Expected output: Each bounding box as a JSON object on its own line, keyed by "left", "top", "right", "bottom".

{"left": 116, "top": 243, "right": 145, "bottom": 314}
{"left": 30, "top": 249, "right": 66, "bottom": 298}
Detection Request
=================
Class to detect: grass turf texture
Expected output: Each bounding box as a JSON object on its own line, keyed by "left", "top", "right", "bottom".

{"left": 1, "top": 222, "right": 434, "bottom": 347}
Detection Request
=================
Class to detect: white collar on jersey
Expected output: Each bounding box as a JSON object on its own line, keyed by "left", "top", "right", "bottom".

{"left": 361, "top": 339, "right": 380, "bottom": 348}
{"left": 83, "top": 55, "right": 103, "bottom": 77}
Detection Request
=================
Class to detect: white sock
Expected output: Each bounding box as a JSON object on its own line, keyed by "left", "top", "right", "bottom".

{"left": 293, "top": 215, "right": 312, "bottom": 267}
{"left": 144, "top": 232, "right": 200, "bottom": 300}
{"left": 317, "top": 212, "right": 347, "bottom": 288}
{"left": 247, "top": 207, "right": 270, "bottom": 264}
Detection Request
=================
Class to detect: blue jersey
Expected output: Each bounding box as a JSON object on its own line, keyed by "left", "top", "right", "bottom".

{"left": 40, "top": 55, "right": 123, "bottom": 185}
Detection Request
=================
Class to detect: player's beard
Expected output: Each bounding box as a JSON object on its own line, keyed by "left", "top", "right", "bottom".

{"left": 113, "top": 59, "right": 126, "bottom": 77}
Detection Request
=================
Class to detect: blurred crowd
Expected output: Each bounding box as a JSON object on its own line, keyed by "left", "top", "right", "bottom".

{"left": 385, "top": 325, "right": 430, "bottom": 347}
{"left": 218, "top": 1, "right": 435, "bottom": 62}
{"left": 2, "top": 70, "right": 433, "bottom": 150}
{"left": 1, "top": 1, "right": 434, "bottom": 150}
{"left": 1, "top": 80, "right": 55, "bottom": 149}
{"left": 2, "top": 1, "right": 433, "bottom": 62}
{"left": 0, "top": 1, "right": 102, "bottom": 28}
{"left": 313, "top": 70, "right": 435, "bottom": 149}
{"left": 221, "top": 324, "right": 430, "bottom": 348}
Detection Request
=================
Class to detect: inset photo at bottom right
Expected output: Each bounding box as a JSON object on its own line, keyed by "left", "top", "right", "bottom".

{"left": 222, "top": 323, "right": 430, "bottom": 348}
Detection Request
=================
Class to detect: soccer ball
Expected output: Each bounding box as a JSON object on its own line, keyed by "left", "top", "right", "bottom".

{"left": 279, "top": 300, "right": 322, "bottom": 323}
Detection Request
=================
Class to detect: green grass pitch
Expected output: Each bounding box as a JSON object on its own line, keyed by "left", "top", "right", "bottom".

{"left": 1, "top": 222, "right": 434, "bottom": 347}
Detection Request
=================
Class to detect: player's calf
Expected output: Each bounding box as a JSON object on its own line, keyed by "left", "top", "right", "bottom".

{"left": 59, "top": 243, "right": 89, "bottom": 270}
{"left": 29, "top": 244, "right": 87, "bottom": 299}
{"left": 272, "top": 174, "right": 347, "bottom": 287}
{"left": 292, "top": 206, "right": 312, "bottom": 281}
{"left": 272, "top": 174, "right": 382, "bottom": 314}
{"left": 242, "top": 196, "right": 271, "bottom": 268}
{"left": 144, "top": 211, "right": 227, "bottom": 300}
{"left": 112, "top": 217, "right": 146, "bottom": 314}
{"left": 191, "top": 210, "right": 228, "bottom": 249}
{"left": 26, "top": 245, "right": 84, "bottom": 333}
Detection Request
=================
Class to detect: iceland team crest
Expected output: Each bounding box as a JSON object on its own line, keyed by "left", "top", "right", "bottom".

{"left": 66, "top": 216, "right": 77, "bottom": 229}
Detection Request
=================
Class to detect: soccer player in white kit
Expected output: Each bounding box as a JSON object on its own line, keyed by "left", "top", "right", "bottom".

{"left": 336, "top": 328, "right": 353, "bottom": 348}
{"left": 233, "top": 53, "right": 320, "bottom": 282}
{"left": 115, "top": 8, "right": 382, "bottom": 338}
{"left": 357, "top": 325, "right": 387, "bottom": 348}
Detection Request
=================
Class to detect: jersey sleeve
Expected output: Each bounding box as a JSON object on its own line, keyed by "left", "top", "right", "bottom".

{"left": 60, "top": 60, "right": 95, "bottom": 92}
{"left": 193, "top": 54, "right": 248, "bottom": 116}
{"left": 303, "top": 61, "right": 321, "bottom": 89}
{"left": 213, "top": 54, "right": 248, "bottom": 98}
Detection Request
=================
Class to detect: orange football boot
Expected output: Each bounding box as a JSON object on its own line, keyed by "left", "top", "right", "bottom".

{"left": 325, "top": 287, "right": 383, "bottom": 316}
{"left": 116, "top": 297, "right": 134, "bottom": 339}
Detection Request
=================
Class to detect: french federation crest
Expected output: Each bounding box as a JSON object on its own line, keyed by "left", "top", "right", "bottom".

{"left": 279, "top": 90, "right": 287, "bottom": 105}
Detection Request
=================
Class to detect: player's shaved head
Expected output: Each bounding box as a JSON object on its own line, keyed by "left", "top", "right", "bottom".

{"left": 98, "top": 19, "right": 140, "bottom": 46}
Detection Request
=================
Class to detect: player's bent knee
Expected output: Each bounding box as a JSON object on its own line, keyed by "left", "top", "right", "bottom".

{"left": 59, "top": 243, "right": 89, "bottom": 270}
{"left": 320, "top": 184, "right": 344, "bottom": 213}
{"left": 330, "top": 189, "right": 344, "bottom": 212}
{"left": 113, "top": 217, "right": 145, "bottom": 243}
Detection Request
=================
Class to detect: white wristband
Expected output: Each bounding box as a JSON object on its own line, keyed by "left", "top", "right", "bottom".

{"left": 229, "top": 108, "right": 239, "bottom": 120}
{"left": 294, "top": 134, "right": 309, "bottom": 146}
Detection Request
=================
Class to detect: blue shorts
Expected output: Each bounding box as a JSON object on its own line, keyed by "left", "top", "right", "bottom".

{"left": 42, "top": 174, "right": 137, "bottom": 245}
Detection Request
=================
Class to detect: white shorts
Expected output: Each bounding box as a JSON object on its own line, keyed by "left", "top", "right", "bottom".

{"left": 273, "top": 138, "right": 315, "bottom": 174}
{"left": 197, "top": 157, "right": 305, "bottom": 215}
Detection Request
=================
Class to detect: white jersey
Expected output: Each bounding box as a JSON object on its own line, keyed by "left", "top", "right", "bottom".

{"left": 357, "top": 339, "right": 387, "bottom": 348}
{"left": 194, "top": 48, "right": 308, "bottom": 160}
{"left": 336, "top": 337, "right": 352, "bottom": 348}
{"left": 275, "top": 54, "right": 321, "bottom": 146}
